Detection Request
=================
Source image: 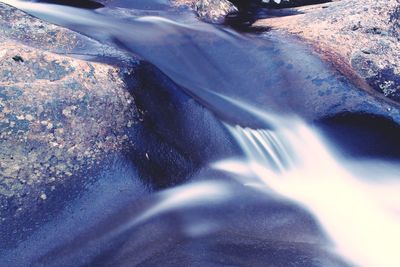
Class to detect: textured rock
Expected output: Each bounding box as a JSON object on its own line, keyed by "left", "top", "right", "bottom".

{"left": 254, "top": 0, "right": 400, "bottom": 102}
{"left": 0, "top": 2, "right": 140, "bottom": 224}
{"left": 173, "top": 0, "right": 237, "bottom": 23}
{"left": 0, "top": 2, "right": 131, "bottom": 61}
{"left": 173, "top": 0, "right": 331, "bottom": 24}
{"left": 177, "top": 0, "right": 400, "bottom": 102}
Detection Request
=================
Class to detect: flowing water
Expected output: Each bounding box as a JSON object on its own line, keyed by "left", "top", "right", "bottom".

{"left": 1, "top": 1, "right": 400, "bottom": 266}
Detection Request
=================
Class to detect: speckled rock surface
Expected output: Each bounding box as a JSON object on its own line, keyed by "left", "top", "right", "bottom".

{"left": 0, "top": 2, "right": 140, "bottom": 225}
{"left": 173, "top": 0, "right": 237, "bottom": 23}
{"left": 255, "top": 0, "right": 400, "bottom": 102}
{"left": 0, "top": 2, "right": 132, "bottom": 62}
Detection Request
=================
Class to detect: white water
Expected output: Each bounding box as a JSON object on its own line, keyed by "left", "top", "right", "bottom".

{"left": 106, "top": 105, "right": 400, "bottom": 266}
{"left": 212, "top": 100, "right": 400, "bottom": 267}
{"left": 81, "top": 95, "right": 400, "bottom": 267}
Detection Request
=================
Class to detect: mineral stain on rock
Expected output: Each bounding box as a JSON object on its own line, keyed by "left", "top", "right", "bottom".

{"left": 11, "top": 55, "right": 23, "bottom": 63}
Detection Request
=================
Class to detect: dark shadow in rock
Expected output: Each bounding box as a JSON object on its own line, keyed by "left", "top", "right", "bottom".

{"left": 316, "top": 112, "right": 400, "bottom": 161}
{"left": 224, "top": 12, "right": 272, "bottom": 32}
{"left": 122, "top": 62, "right": 241, "bottom": 189}
{"left": 33, "top": 0, "right": 104, "bottom": 9}
{"left": 241, "top": 25, "right": 272, "bottom": 33}
{"left": 224, "top": 11, "right": 259, "bottom": 29}
{"left": 260, "top": 0, "right": 332, "bottom": 9}
{"left": 224, "top": 0, "right": 329, "bottom": 29}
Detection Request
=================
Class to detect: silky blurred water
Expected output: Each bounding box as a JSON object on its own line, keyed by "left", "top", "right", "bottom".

{"left": 1, "top": 1, "right": 400, "bottom": 266}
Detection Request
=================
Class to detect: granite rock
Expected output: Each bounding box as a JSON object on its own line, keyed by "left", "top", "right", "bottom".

{"left": 0, "top": 2, "right": 140, "bottom": 226}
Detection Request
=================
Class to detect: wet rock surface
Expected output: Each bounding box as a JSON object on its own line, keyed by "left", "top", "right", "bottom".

{"left": 0, "top": 2, "right": 241, "bottom": 246}
{"left": 1, "top": 0, "right": 400, "bottom": 253}
{"left": 174, "top": 0, "right": 332, "bottom": 25}
{"left": 0, "top": 1, "right": 399, "bottom": 266}
{"left": 178, "top": 0, "right": 400, "bottom": 102}
{"left": 0, "top": 2, "right": 141, "bottom": 237}
{"left": 254, "top": 0, "right": 400, "bottom": 102}
{"left": 173, "top": 0, "right": 237, "bottom": 23}
{"left": 0, "top": 2, "right": 132, "bottom": 62}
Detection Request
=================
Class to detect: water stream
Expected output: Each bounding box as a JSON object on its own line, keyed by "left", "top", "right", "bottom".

{"left": 1, "top": 1, "right": 400, "bottom": 266}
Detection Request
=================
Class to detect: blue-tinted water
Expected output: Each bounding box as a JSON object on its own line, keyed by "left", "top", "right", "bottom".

{"left": 1, "top": 1, "right": 400, "bottom": 266}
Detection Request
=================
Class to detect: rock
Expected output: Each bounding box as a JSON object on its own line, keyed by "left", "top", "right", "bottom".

{"left": 173, "top": 0, "right": 237, "bottom": 23}
{"left": 254, "top": 0, "right": 400, "bottom": 102}
{"left": 180, "top": 0, "right": 400, "bottom": 101}
{"left": 390, "top": 4, "right": 400, "bottom": 40}
{"left": 0, "top": 2, "right": 140, "bottom": 233}
{"left": 2, "top": 0, "right": 400, "bottom": 248}
{"left": 173, "top": 1, "right": 331, "bottom": 24}
{"left": 0, "top": 2, "right": 240, "bottom": 244}
{"left": 0, "top": 1, "right": 133, "bottom": 62}
{"left": 193, "top": 0, "right": 237, "bottom": 23}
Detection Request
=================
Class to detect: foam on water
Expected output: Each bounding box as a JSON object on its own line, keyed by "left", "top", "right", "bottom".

{"left": 213, "top": 99, "right": 400, "bottom": 267}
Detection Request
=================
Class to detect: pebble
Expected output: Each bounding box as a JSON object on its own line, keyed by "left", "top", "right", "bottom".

{"left": 25, "top": 114, "right": 34, "bottom": 121}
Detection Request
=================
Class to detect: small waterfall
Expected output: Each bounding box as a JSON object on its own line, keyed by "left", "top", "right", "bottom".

{"left": 215, "top": 111, "right": 400, "bottom": 267}
{"left": 226, "top": 125, "right": 293, "bottom": 172}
